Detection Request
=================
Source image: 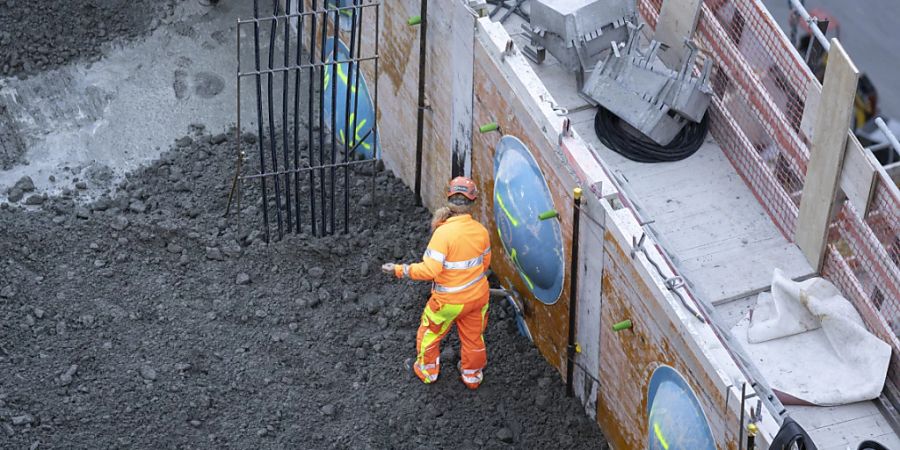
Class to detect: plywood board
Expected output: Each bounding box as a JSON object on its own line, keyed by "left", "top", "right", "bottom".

{"left": 571, "top": 109, "right": 813, "bottom": 304}
{"left": 471, "top": 26, "right": 579, "bottom": 374}
{"left": 796, "top": 39, "right": 860, "bottom": 270}
{"left": 449, "top": 1, "right": 477, "bottom": 177}
{"left": 840, "top": 133, "right": 878, "bottom": 218}
{"left": 654, "top": 0, "right": 703, "bottom": 69}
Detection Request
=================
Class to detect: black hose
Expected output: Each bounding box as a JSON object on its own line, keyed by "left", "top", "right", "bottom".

{"left": 593, "top": 105, "right": 709, "bottom": 163}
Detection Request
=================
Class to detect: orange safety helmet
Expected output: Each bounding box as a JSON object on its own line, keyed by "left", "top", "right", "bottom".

{"left": 447, "top": 176, "right": 478, "bottom": 201}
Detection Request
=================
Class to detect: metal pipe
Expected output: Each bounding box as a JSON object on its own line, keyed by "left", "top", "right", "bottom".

{"left": 282, "top": 0, "right": 294, "bottom": 234}
{"left": 329, "top": 7, "right": 341, "bottom": 235}
{"left": 413, "top": 0, "right": 428, "bottom": 206}
{"left": 565, "top": 187, "right": 583, "bottom": 398}
{"left": 307, "top": 0, "right": 319, "bottom": 237}
{"left": 267, "top": 0, "right": 285, "bottom": 240}
{"left": 876, "top": 117, "right": 900, "bottom": 164}
{"left": 789, "top": 0, "right": 831, "bottom": 52}
{"left": 252, "top": 0, "right": 271, "bottom": 243}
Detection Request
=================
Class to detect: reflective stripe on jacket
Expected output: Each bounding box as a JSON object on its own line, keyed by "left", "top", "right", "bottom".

{"left": 395, "top": 214, "right": 491, "bottom": 303}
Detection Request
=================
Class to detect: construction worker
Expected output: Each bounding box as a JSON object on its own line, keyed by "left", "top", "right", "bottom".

{"left": 381, "top": 177, "right": 492, "bottom": 389}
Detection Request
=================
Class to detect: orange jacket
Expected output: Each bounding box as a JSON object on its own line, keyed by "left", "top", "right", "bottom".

{"left": 395, "top": 214, "right": 491, "bottom": 303}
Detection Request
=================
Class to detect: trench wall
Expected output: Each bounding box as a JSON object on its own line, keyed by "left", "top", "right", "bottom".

{"left": 290, "top": 1, "right": 782, "bottom": 447}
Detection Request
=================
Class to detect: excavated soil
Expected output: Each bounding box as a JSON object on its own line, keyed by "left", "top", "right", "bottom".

{"left": 0, "top": 128, "right": 607, "bottom": 448}
{"left": 0, "top": 0, "right": 174, "bottom": 78}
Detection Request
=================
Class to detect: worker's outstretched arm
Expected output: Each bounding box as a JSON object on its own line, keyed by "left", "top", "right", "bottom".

{"left": 483, "top": 245, "right": 491, "bottom": 272}
{"left": 393, "top": 231, "right": 447, "bottom": 281}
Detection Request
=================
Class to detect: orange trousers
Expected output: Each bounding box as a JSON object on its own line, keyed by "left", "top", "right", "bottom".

{"left": 414, "top": 292, "right": 490, "bottom": 389}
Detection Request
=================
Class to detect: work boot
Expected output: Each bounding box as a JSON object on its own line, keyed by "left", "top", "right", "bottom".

{"left": 412, "top": 357, "right": 439, "bottom": 384}
{"left": 458, "top": 361, "right": 482, "bottom": 390}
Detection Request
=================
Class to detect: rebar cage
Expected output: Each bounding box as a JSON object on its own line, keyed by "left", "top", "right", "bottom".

{"left": 231, "top": 0, "right": 381, "bottom": 242}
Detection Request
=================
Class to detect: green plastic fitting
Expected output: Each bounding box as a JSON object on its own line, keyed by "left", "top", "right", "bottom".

{"left": 538, "top": 209, "right": 559, "bottom": 221}
{"left": 478, "top": 122, "right": 499, "bottom": 133}
{"left": 407, "top": 15, "right": 422, "bottom": 26}
{"left": 612, "top": 319, "right": 633, "bottom": 332}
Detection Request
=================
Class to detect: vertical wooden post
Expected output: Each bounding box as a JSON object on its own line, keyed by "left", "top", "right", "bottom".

{"left": 796, "top": 39, "right": 859, "bottom": 270}
{"left": 654, "top": 0, "right": 703, "bottom": 69}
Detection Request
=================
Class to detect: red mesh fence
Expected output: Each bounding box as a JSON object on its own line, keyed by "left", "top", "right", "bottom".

{"left": 639, "top": 0, "right": 900, "bottom": 382}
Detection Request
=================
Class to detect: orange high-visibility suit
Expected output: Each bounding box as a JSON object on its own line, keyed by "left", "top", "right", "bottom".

{"left": 394, "top": 214, "right": 491, "bottom": 389}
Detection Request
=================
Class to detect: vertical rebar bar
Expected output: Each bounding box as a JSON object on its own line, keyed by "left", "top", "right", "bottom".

{"left": 413, "top": 0, "right": 428, "bottom": 206}
{"left": 281, "top": 0, "right": 294, "bottom": 234}
{"left": 307, "top": 1, "right": 319, "bottom": 237}
{"left": 293, "top": 0, "right": 303, "bottom": 233}
{"left": 267, "top": 0, "right": 285, "bottom": 239}
{"left": 372, "top": 2, "right": 380, "bottom": 223}
{"left": 252, "top": 0, "right": 271, "bottom": 243}
{"left": 342, "top": 1, "right": 360, "bottom": 234}
{"left": 318, "top": 7, "right": 329, "bottom": 236}
{"left": 329, "top": 7, "right": 340, "bottom": 235}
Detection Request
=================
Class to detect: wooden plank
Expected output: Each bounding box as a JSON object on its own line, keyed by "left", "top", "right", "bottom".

{"left": 800, "top": 81, "right": 821, "bottom": 141}
{"left": 654, "top": 0, "right": 703, "bottom": 69}
{"left": 796, "top": 39, "right": 860, "bottom": 270}
{"left": 449, "top": 1, "right": 476, "bottom": 177}
{"left": 840, "top": 133, "right": 878, "bottom": 217}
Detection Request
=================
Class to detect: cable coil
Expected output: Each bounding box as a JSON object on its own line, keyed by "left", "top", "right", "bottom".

{"left": 593, "top": 105, "right": 710, "bottom": 163}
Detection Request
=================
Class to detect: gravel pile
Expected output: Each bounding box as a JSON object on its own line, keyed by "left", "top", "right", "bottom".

{"left": 0, "top": 0, "right": 176, "bottom": 78}
{"left": 0, "top": 128, "right": 607, "bottom": 448}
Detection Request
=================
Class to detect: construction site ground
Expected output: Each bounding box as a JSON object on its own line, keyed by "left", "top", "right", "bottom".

{"left": 0, "top": 1, "right": 607, "bottom": 448}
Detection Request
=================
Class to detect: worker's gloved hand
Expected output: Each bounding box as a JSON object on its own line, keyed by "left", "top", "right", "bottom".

{"left": 381, "top": 263, "right": 395, "bottom": 275}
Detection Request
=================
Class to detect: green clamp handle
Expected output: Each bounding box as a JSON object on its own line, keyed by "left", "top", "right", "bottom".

{"left": 612, "top": 319, "right": 632, "bottom": 332}
{"left": 407, "top": 15, "right": 422, "bottom": 26}
{"left": 479, "top": 122, "right": 499, "bottom": 133}
{"left": 538, "top": 209, "right": 559, "bottom": 221}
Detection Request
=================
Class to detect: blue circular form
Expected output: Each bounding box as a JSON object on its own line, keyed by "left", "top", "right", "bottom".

{"left": 493, "top": 136, "right": 565, "bottom": 304}
{"left": 647, "top": 365, "right": 715, "bottom": 450}
{"left": 323, "top": 37, "right": 379, "bottom": 160}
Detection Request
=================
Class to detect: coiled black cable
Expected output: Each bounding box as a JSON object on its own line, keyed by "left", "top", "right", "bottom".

{"left": 593, "top": 105, "right": 710, "bottom": 163}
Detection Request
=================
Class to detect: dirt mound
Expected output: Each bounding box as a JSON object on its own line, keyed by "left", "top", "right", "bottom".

{"left": 0, "top": 0, "right": 174, "bottom": 78}
{"left": 0, "top": 130, "right": 606, "bottom": 448}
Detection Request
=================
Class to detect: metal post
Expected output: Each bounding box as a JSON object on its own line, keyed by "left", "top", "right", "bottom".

{"left": 565, "top": 187, "right": 583, "bottom": 398}
{"left": 329, "top": 7, "right": 340, "bottom": 235}
{"left": 413, "top": 0, "right": 428, "bottom": 206}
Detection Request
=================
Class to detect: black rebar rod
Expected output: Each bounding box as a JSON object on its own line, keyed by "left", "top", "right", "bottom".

{"left": 237, "top": 56, "right": 380, "bottom": 78}
{"left": 292, "top": 0, "right": 303, "bottom": 234}
{"left": 348, "top": 0, "right": 364, "bottom": 233}
{"left": 240, "top": 126, "right": 374, "bottom": 181}
{"left": 342, "top": 1, "right": 360, "bottom": 234}
{"left": 413, "top": 0, "right": 428, "bottom": 206}
{"left": 307, "top": 1, "right": 318, "bottom": 237}
{"left": 252, "top": 0, "right": 272, "bottom": 243}
{"left": 241, "top": 157, "right": 378, "bottom": 180}
{"left": 372, "top": 3, "right": 380, "bottom": 220}
{"left": 565, "top": 188, "right": 582, "bottom": 398}
{"left": 318, "top": 8, "right": 329, "bottom": 236}
{"left": 237, "top": 3, "right": 378, "bottom": 24}
{"left": 266, "top": 1, "right": 285, "bottom": 239}
{"left": 329, "top": 7, "right": 340, "bottom": 235}
{"left": 281, "top": 0, "right": 294, "bottom": 234}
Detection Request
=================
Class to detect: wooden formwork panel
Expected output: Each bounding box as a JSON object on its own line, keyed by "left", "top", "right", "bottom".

{"left": 470, "top": 32, "right": 579, "bottom": 373}
{"left": 599, "top": 227, "right": 742, "bottom": 449}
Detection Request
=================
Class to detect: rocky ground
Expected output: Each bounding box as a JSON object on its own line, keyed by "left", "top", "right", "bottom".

{"left": 0, "top": 127, "right": 607, "bottom": 449}
{"left": 0, "top": 0, "right": 174, "bottom": 78}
